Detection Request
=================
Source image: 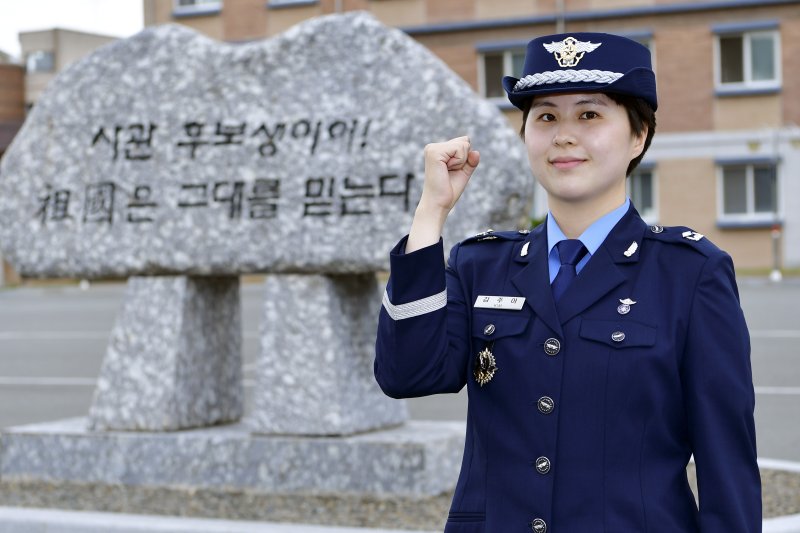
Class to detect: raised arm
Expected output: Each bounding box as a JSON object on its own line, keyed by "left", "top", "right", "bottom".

{"left": 374, "top": 136, "right": 480, "bottom": 398}
{"left": 406, "top": 136, "right": 480, "bottom": 252}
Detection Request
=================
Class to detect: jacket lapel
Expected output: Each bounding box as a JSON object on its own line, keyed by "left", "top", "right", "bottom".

{"left": 510, "top": 224, "right": 564, "bottom": 337}
{"left": 554, "top": 205, "right": 648, "bottom": 324}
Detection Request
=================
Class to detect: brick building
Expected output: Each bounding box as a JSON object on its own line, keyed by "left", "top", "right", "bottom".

{"left": 137, "top": 1, "right": 800, "bottom": 268}
{"left": 0, "top": 59, "right": 25, "bottom": 285}
{"left": 0, "top": 63, "right": 24, "bottom": 159}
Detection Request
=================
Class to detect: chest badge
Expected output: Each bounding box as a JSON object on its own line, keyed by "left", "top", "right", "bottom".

{"left": 474, "top": 342, "right": 497, "bottom": 387}
{"left": 617, "top": 298, "right": 637, "bottom": 315}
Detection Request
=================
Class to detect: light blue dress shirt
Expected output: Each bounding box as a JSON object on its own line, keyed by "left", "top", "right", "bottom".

{"left": 547, "top": 198, "right": 631, "bottom": 283}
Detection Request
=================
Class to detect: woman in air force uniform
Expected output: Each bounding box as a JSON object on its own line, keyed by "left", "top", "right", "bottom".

{"left": 375, "top": 32, "right": 761, "bottom": 533}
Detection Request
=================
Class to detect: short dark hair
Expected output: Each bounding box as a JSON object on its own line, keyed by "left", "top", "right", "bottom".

{"left": 519, "top": 93, "right": 656, "bottom": 177}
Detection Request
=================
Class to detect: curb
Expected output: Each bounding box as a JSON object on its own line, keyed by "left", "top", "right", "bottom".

{"left": 765, "top": 514, "right": 800, "bottom": 533}
{"left": 0, "top": 507, "right": 439, "bottom": 533}
{"left": 760, "top": 457, "right": 800, "bottom": 474}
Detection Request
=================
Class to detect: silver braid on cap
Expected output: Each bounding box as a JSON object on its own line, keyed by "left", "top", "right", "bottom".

{"left": 514, "top": 69, "right": 624, "bottom": 91}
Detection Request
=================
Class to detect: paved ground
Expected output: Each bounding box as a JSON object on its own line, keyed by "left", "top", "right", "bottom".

{"left": 0, "top": 276, "right": 799, "bottom": 531}
{"left": 1, "top": 276, "right": 798, "bottom": 461}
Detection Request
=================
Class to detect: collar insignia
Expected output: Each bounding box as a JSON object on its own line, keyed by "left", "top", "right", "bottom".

{"left": 543, "top": 36, "right": 602, "bottom": 68}
{"left": 623, "top": 241, "right": 638, "bottom": 257}
{"left": 475, "top": 228, "right": 496, "bottom": 241}
{"left": 521, "top": 241, "right": 530, "bottom": 257}
{"left": 617, "top": 298, "right": 637, "bottom": 315}
{"left": 682, "top": 230, "right": 704, "bottom": 242}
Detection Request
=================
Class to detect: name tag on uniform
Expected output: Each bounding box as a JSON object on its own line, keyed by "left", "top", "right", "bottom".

{"left": 474, "top": 295, "right": 526, "bottom": 310}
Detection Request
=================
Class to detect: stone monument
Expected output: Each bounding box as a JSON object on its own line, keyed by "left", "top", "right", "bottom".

{"left": 0, "top": 12, "right": 533, "bottom": 526}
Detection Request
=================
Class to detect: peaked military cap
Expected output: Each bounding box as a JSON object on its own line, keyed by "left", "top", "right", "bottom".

{"left": 503, "top": 32, "right": 658, "bottom": 111}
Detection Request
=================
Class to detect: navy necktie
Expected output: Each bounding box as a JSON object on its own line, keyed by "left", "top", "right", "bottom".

{"left": 552, "top": 239, "right": 588, "bottom": 302}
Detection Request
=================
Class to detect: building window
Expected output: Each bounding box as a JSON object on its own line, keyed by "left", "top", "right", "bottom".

{"left": 26, "top": 51, "right": 54, "bottom": 73}
{"left": 628, "top": 36, "right": 652, "bottom": 50}
{"left": 628, "top": 167, "right": 657, "bottom": 222}
{"left": 173, "top": 0, "right": 222, "bottom": 15}
{"left": 479, "top": 48, "right": 526, "bottom": 99}
{"left": 627, "top": 35, "right": 655, "bottom": 71}
{"left": 715, "top": 30, "right": 780, "bottom": 91}
{"left": 719, "top": 162, "right": 778, "bottom": 222}
{"left": 176, "top": 0, "right": 220, "bottom": 6}
{"left": 267, "top": 0, "right": 318, "bottom": 7}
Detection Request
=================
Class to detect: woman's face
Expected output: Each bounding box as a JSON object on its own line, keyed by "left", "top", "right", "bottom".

{"left": 523, "top": 92, "right": 646, "bottom": 208}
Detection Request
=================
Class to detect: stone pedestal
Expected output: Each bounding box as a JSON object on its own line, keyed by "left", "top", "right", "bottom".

{"left": 0, "top": 418, "right": 464, "bottom": 498}
{"left": 88, "top": 276, "right": 243, "bottom": 431}
{"left": 249, "top": 274, "right": 408, "bottom": 436}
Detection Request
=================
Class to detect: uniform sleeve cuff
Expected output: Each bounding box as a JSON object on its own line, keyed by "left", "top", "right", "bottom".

{"left": 387, "top": 236, "right": 446, "bottom": 305}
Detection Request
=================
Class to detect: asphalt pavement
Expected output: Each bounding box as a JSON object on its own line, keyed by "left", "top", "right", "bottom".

{"left": 1, "top": 276, "right": 799, "bottom": 461}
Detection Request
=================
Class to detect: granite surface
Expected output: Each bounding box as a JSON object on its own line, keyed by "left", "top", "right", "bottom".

{"left": 88, "top": 276, "right": 243, "bottom": 431}
{"left": 0, "top": 419, "right": 464, "bottom": 498}
{"left": 250, "top": 274, "right": 407, "bottom": 435}
{"left": 0, "top": 13, "right": 533, "bottom": 278}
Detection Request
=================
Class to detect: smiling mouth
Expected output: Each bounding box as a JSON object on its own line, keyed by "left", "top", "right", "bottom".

{"left": 550, "top": 158, "right": 586, "bottom": 170}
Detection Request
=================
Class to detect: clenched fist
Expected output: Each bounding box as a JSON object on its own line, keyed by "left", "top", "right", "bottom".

{"left": 406, "top": 136, "right": 480, "bottom": 253}
{"left": 421, "top": 136, "right": 481, "bottom": 213}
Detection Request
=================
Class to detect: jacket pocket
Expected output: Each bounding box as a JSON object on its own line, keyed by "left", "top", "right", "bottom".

{"left": 471, "top": 311, "right": 530, "bottom": 341}
{"left": 579, "top": 319, "right": 657, "bottom": 348}
{"left": 445, "top": 512, "right": 485, "bottom": 533}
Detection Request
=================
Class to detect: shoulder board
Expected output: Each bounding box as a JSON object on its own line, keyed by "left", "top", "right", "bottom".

{"left": 644, "top": 224, "right": 721, "bottom": 257}
{"left": 460, "top": 229, "right": 528, "bottom": 246}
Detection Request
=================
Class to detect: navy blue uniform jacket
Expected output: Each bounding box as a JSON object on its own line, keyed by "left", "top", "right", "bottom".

{"left": 375, "top": 205, "right": 761, "bottom": 532}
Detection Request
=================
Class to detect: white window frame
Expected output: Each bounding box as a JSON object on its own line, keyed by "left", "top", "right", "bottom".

{"left": 173, "top": 0, "right": 222, "bottom": 15}
{"left": 716, "top": 162, "right": 780, "bottom": 224}
{"left": 628, "top": 166, "right": 658, "bottom": 224}
{"left": 714, "top": 30, "right": 781, "bottom": 92}
{"left": 477, "top": 48, "right": 526, "bottom": 102}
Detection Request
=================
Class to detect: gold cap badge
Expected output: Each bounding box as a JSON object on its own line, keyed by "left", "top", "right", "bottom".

{"left": 543, "top": 36, "right": 602, "bottom": 68}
